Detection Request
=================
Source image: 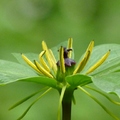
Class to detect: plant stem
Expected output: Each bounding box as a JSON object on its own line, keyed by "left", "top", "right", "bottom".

{"left": 62, "top": 89, "right": 74, "bottom": 120}
{"left": 62, "top": 99, "right": 72, "bottom": 120}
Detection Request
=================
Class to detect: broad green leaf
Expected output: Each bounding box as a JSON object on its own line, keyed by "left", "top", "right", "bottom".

{"left": 66, "top": 74, "right": 92, "bottom": 87}
{"left": 92, "top": 72, "right": 120, "bottom": 98}
{"left": 0, "top": 60, "right": 38, "bottom": 84}
{"left": 0, "top": 60, "right": 57, "bottom": 88}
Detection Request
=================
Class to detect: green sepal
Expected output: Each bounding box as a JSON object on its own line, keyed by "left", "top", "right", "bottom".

{"left": 9, "top": 87, "right": 48, "bottom": 110}
{"left": 17, "top": 87, "right": 52, "bottom": 120}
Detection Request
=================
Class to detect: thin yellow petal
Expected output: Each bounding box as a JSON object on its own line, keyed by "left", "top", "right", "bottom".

{"left": 86, "top": 50, "right": 110, "bottom": 74}
{"left": 34, "top": 60, "right": 54, "bottom": 78}
{"left": 73, "top": 41, "right": 94, "bottom": 74}
{"left": 39, "top": 51, "right": 50, "bottom": 72}
{"left": 59, "top": 46, "right": 65, "bottom": 73}
{"left": 67, "top": 38, "right": 73, "bottom": 58}
{"left": 21, "top": 54, "right": 41, "bottom": 74}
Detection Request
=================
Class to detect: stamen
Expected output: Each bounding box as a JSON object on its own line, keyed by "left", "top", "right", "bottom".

{"left": 86, "top": 50, "right": 110, "bottom": 74}
{"left": 21, "top": 54, "right": 41, "bottom": 74}
{"left": 59, "top": 46, "right": 66, "bottom": 73}
{"left": 73, "top": 41, "right": 94, "bottom": 74}
{"left": 73, "top": 51, "right": 90, "bottom": 74}
{"left": 39, "top": 51, "right": 50, "bottom": 72}
{"left": 42, "top": 41, "right": 52, "bottom": 67}
{"left": 34, "top": 60, "right": 54, "bottom": 78}
{"left": 42, "top": 41, "right": 57, "bottom": 74}
{"left": 67, "top": 38, "right": 73, "bottom": 58}
{"left": 49, "top": 49, "right": 58, "bottom": 74}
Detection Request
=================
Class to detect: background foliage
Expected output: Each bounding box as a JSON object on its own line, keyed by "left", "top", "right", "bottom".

{"left": 0, "top": 0, "right": 120, "bottom": 119}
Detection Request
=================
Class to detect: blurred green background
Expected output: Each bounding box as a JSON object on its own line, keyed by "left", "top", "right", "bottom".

{"left": 0, "top": 0, "right": 120, "bottom": 120}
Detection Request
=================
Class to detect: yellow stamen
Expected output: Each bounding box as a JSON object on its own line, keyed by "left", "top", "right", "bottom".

{"left": 21, "top": 54, "right": 41, "bottom": 74}
{"left": 73, "top": 51, "right": 90, "bottom": 74}
{"left": 42, "top": 41, "right": 52, "bottom": 67}
{"left": 86, "top": 50, "right": 110, "bottom": 74}
{"left": 49, "top": 49, "right": 57, "bottom": 64}
{"left": 34, "top": 60, "right": 54, "bottom": 78}
{"left": 42, "top": 41, "right": 58, "bottom": 75}
{"left": 86, "top": 40, "right": 94, "bottom": 53}
{"left": 73, "top": 41, "right": 94, "bottom": 74}
{"left": 67, "top": 38, "right": 73, "bottom": 58}
{"left": 49, "top": 49, "right": 57, "bottom": 73}
{"left": 39, "top": 51, "right": 50, "bottom": 72}
{"left": 59, "top": 46, "right": 65, "bottom": 73}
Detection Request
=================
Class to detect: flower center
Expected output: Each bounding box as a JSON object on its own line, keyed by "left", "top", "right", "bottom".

{"left": 57, "top": 47, "right": 76, "bottom": 67}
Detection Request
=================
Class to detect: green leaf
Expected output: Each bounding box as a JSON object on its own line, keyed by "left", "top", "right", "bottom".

{"left": 0, "top": 60, "right": 38, "bottom": 84}
{"left": 65, "top": 74, "right": 92, "bottom": 87}
{"left": 92, "top": 72, "right": 120, "bottom": 98}
{"left": 0, "top": 60, "right": 57, "bottom": 88}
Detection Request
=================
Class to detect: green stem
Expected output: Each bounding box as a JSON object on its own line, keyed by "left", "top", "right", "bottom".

{"left": 62, "top": 99, "right": 72, "bottom": 120}
{"left": 62, "top": 88, "right": 74, "bottom": 120}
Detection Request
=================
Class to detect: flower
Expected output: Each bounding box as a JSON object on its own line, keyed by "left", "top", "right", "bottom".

{"left": 22, "top": 38, "right": 110, "bottom": 83}
{"left": 10, "top": 38, "right": 120, "bottom": 120}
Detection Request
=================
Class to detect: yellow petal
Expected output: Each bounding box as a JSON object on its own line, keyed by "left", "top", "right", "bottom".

{"left": 73, "top": 41, "right": 94, "bottom": 74}
{"left": 21, "top": 54, "right": 41, "bottom": 74}
{"left": 34, "top": 60, "right": 54, "bottom": 78}
{"left": 86, "top": 50, "right": 110, "bottom": 74}
{"left": 59, "top": 46, "right": 65, "bottom": 73}
{"left": 67, "top": 38, "right": 73, "bottom": 58}
{"left": 39, "top": 51, "right": 50, "bottom": 72}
